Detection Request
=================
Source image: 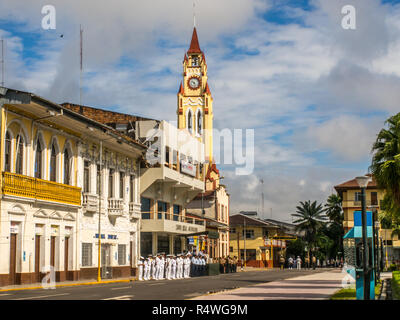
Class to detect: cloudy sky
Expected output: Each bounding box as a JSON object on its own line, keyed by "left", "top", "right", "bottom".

{"left": 1, "top": 0, "right": 400, "bottom": 223}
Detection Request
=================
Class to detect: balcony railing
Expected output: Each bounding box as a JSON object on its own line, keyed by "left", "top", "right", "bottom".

{"left": 141, "top": 211, "right": 205, "bottom": 225}
{"left": 108, "top": 198, "right": 124, "bottom": 216}
{"left": 342, "top": 200, "right": 380, "bottom": 207}
{"left": 2, "top": 172, "right": 81, "bottom": 205}
{"left": 129, "top": 202, "right": 141, "bottom": 219}
{"left": 82, "top": 193, "right": 99, "bottom": 212}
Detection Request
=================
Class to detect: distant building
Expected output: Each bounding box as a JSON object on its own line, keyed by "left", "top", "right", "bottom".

{"left": 229, "top": 213, "right": 296, "bottom": 268}
{"left": 334, "top": 174, "right": 400, "bottom": 265}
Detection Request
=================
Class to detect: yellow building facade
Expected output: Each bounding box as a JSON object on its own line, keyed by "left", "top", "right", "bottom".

{"left": 335, "top": 175, "right": 400, "bottom": 265}
{"left": 229, "top": 213, "right": 290, "bottom": 268}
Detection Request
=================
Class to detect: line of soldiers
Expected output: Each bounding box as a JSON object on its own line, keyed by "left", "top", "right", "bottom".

{"left": 218, "top": 256, "right": 238, "bottom": 273}
{"left": 137, "top": 252, "right": 208, "bottom": 281}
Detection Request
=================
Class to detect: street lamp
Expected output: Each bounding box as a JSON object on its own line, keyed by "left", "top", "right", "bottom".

{"left": 355, "top": 175, "right": 371, "bottom": 300}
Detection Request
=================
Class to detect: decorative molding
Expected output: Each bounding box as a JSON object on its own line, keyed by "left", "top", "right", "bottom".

{"left": 183, "top": 97, "right": 204, "bottom": 107}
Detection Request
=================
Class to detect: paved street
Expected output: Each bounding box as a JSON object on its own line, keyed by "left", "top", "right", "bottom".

{"left": 0, "top": 268, "right": 335, "bottom": 300}
{"left": 192, "top": 269, "right": 344, "bottom": 300}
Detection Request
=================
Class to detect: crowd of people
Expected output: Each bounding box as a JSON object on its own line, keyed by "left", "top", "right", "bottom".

{"left": 137, "top": 252, "right": 208, "bottom": 281}
{"left": 218, "top": 256, "right": 238, "bottom": 273}
{"left": 282, "top": 255, "right": 344, "bottom": 270}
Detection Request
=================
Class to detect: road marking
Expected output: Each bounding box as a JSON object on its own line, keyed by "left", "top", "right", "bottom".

{"left": 148, "top": 283, "right": 166, "bottom": 286}
{"left": 14, "top": 293, "right": 70, "bottom": 300}
{"left": 102, "top": 295, "right": 133, "bottom": 300}
{"left": 111, "top": 286, "right": 131, "bottom": 291}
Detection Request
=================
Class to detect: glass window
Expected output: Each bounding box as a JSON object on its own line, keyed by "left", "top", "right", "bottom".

{"left": 173, "top": 204, "right": 180, "bottom": 221}
{"left": 230, "top": 228, "right": 236, "bottom": 234}
{"left": 50, "top": 142, "right": 57, "bottom": 182}
{"left": 4, "top": 131, "right": 11, "bottom": 172}
{"left": 108, "top": 169, "right": 114, "bottom": 198}
{"left": 165, "top": 146, "right": 170, "bottom": 164}
{"left": 15, "top": 135, "right": 24, "bottom": 175}
{"left": 83, "top": 161, "right": 90, "bottom": 193}
{"left": 130, "top": 175, "right": 135, "bottom": 203}
{"left": 118, "top": 244, "right": 126, "bottom": 265}
{"left": 355, "top": 192, "right": 362, "bottom": 202}
{"left": 63, "top": 148, "right": 71, "bottom": 185}
{"left": 35, "top": 137, "right": 43, "bottom": 179}
{"left": 141, "top": 197, "right": 151, "bottom": 219}
{"left": 158, "top": 201, "right": 167, "bottom": 219}
{"left": 96, "top": 165, "right": 101, "bottom": 195}
{"left": 140, "top": 232, "right": 152, "bottom": 257}
{"left": 242, "top": 229, "right": 255, "bottom": 239}
{"left": 197, "top": 110, "right": 202, "bottom": 135}
{"left": 187, "top": 110, "right": 193, "bottom": 133}
{"left": 81, "top": 243, "right": 92, "bottom": 267}
{"left": 119, "top": 172, "right": 124, "bottom": 199}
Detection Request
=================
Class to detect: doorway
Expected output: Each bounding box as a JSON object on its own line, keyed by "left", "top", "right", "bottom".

{"left": 35, "top": 235, "right": 41, "bottom": 282}
{"left": 101, "top": 244, "right": 112, "bottom": 279}
{"left": 9, "top": 233, "right": 17, "bottom": 285}
{"left": 64, "top": 236, "right": 69, "bottom": 279}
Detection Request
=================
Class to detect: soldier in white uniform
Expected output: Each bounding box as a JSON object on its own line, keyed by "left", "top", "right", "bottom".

{"left": 176, "top": 254, "right": 183, "bottom": 279}
{"left": 151, "top": 255, "right": 156, "bottom": 279}
{"left": 138, "top": 256, "right": 144, "bottom": 281}
{"left": 184, "top": 254, "right": 191, "bottom": 278}
{"left": 171, "top": 256, "right": 177, "bottom": 279}
{"left": 155, "top": 254, "right": 161, "bottom": 280}
{"left": 145, "top": 255, "right": 152, "bottom": 280}
{"left": 159, "top": 253, "right": 166, "bottom": 280}
{"left": 165, "top": 255, "right": 172, "bottom": 280}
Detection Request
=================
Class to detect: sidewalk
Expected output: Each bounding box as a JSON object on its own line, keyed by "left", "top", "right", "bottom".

{"left": 192, "top": 270, "right": 344, "bottom": 300}
{"left": 0, "top": 277, "right": 135, "bottom": 292}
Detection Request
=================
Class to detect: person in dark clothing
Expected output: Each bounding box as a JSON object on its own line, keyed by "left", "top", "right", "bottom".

{"left": 224, "top": 256, "right": 229, "bottom": 273}
{"left": 233, "top": 256, "right": 238, "bottom": 272}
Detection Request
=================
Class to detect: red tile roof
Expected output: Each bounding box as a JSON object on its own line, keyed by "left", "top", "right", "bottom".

{"left": 334, "top": 174, "right": 378, "bottom": 191}
{"left": 187, "top": 27, "right": 202, "bottom": 54}
{"left": 178, "top": 82, "right": 184, "bottom": 94}
{"left": 205, "top": 82, "right": 211, "bottom": 95}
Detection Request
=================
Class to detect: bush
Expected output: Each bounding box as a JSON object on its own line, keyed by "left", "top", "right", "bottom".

{"left": 389, "top": 264, "right": 397, "bottom": 271}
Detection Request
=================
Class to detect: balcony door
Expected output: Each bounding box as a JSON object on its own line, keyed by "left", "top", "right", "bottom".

{"left": 9, "top": 233, "right": 17, "bottom": 285}
{"left": 35, "top": 235, "right": 41, "bottom": 282}
{"left": 101, "top": 244, "right": 112, "bottom": 279}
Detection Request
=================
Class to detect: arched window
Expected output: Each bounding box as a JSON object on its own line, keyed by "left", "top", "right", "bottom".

{"left": 4, "top": 131, "right": 11, "bottom": 172}
{"left": 63, "top": 148, "right": 71, "bottom": 185}
{"left": 187, "top": 109, "right": 193, "bottom": 133}
{"left": 196, "top": 109, "right": 202, "bottom": 135}
{"left": 50, "top": 142, "right": 57, "bottom": 182}
{"left": 15, "top": 135, "right": 24, "bottom": 175}
{"left": 35, "top": 137, "right": 43, "bottom": 179}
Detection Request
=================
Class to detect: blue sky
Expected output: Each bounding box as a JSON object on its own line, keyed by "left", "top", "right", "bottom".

{"left": 1, "top": 0, "right": 400, "bottom": 221}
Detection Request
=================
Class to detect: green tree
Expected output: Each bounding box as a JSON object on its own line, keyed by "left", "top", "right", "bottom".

{"left": 292, "top": 200, "right": 328, "bottom": 261}
{"left": 324, "top": 194, "right": 344, "bottom": 259}
{"left": 370, "top": 113, "right": 400, "bottom": 208}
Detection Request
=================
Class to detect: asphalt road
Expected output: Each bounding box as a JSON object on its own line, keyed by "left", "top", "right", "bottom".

{"left": 0, "top": 268, "right": 332, "bottom": 300}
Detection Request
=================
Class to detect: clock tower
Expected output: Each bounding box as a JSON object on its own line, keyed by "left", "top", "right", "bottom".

{"left": 177, "top": 27, "right": 214, "bottom": 166}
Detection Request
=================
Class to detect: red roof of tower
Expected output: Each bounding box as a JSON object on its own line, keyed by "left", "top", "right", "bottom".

{"left": 178, "top": 82, "right": 184, "bottom": 94}
{"left": 187, "top": 27, "right": 202, "bottom": 54}
{"left": 205, "top": 82, "right": 211, "bottom": 95}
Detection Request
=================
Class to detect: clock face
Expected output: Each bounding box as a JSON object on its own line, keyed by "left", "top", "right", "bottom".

{"left": 188, "top": 77, "right": 200, "bottom": 89}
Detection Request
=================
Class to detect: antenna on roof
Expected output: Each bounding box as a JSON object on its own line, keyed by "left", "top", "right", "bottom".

{"left": 79, "top": 24, "right": 83, "bottom": 105}
{"left": 1, "top": 38, "right": 5, "bottom": 87}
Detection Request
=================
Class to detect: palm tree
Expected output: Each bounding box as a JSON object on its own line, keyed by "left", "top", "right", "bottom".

{"left": 324, "top": 194, "right": 344, "bottom": 258}
{"left": 292, "top": 200, "right": 328, "bottom": 260}
{"left": 370, "top": 113, "right": 400, "bottom": 208}
{"left": 324, "top": 194, "right": 343, "bottom": 225}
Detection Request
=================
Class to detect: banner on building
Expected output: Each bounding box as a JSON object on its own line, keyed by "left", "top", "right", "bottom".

{"left": 180, "top": 160, "right": 196, "bottom": 177}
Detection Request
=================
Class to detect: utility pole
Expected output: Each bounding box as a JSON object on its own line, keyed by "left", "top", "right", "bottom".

{"left": 243, "top": 216, "right": 246, "bottom": 267}
{"left": 97, "top": 140, "right": 102, "bottom": 282}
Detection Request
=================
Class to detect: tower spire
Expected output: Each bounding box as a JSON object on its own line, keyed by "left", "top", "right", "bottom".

{"left": 188, "top": 27, "right": 202, "bottom": 54}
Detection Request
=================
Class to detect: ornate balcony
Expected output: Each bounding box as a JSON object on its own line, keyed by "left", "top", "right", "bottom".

{"left": 129, "top": 202, "right": 141, "bottom": 220}
{"left": 2, "top": 172, "right": 81, "bottom": 206}
{"left": 82, "top": 193, "right": 99, "bottom": 212}
{"left": 108, "top": 198, "right": 124, "bottom": 216}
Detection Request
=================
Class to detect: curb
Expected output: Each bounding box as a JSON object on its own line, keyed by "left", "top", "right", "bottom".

{"left": 0, "top": 278, "right": 136, "bottom": 293}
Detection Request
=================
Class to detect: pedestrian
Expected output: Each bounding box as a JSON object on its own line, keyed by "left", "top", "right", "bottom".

{"left": 220, "top": 257, "right": 225, "bottom": 274}
{"left": 155, "top": 254, "right": 161, "bottom": 280}
{"left": 160, "top": 253, "right": 166, "bottom": 280}
{"left": 201, "top": 256, "right": 207, "bottom": 276}
{"left": 279, "top": 255, "right": 285, "bottom": 270}
{"left": 151, "top": 255, "right": 156, "bottom": 280}
{"left": 225, "top": 256, "right": 230, "bottom": 273}
{"left": 296, "top": 256, "right": 302, "bottom": 270}
{"left": 293, "top": 257, "right": 297, "bottom": 269}
{"left": 305, "top": 256, "right": 310, "bottom": 270}
{"left": 312, "top": 256, "right": 316, "bottom": 270}
{"left": 288, "top": 256, "right": 294, "bottom": 270}
{"left": 138, "top": 256, "right": 144, "bottom": 281}
{"left": 191, "top": 254, "right": 197, "bottom": 277}
{"left": 233, "top": 256, "right": 238, "bottom": 272}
